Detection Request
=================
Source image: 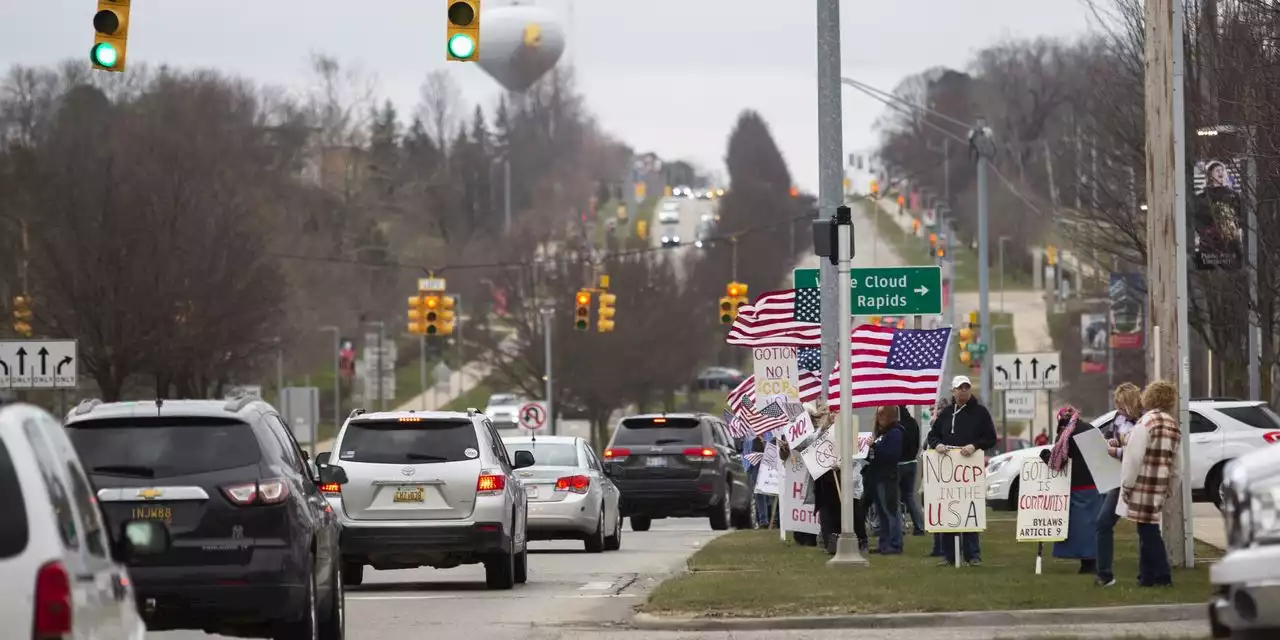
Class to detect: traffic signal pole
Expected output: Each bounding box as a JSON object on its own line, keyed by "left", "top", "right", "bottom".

{"left": 541, "top": 306, "right": 555, "bottom": 435}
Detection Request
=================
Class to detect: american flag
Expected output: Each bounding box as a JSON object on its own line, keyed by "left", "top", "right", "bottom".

{"left": 722, "top": 410, "right": 749, "bottom": 438}
{"left": 726, "top": 371, "right": 822, "bottom": 415}
{"left": 744, "top": 452, "right": 764, "bottom": 466}
{"left": 725, "top": 289, "right": 821, "bottom": 347}
{"left": 827, "top": 325, "right": 951, "bottom": 411}
{"left": 741, "top": 400, "right": 789, "bottom": 436}
{"left": 797, "top": 347, "right": 821, "bottom": 372}
{"left": 792, "top": 286, "right": 821, "bottom": 323}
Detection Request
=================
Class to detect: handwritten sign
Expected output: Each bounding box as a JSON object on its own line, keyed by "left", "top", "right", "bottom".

{"left": 799, "top": 418, "right": 871, "bottom": 479}
{"left": 922, "top": 449, "right": 987, "bottom": 533}
{"left": 783, "top": 412, "right": 816, "bottom": 450}
{"left": 780, "top": 454, "right": 819, "bottom": 534}
{"left": 754, "top": 441, "right": 781, "bottom": 495}
{"left": 753, "top": 346, "right": 799, "bottom": 409}
{"left": 1016, "top": 459, "right": 1071, "bottom": 542}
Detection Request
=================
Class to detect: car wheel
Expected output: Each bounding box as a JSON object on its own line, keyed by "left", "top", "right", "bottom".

{"left": 585, "top": 510, "right": 606, "bottom": 553}
{"left": 484, "top": 545, "right": 516, "bottom": 590}
{"left": 1005, "top": 479, "right": 1020, "bottom": 512}
{"left": 319, "top": 558, "right": 344, "bottom": 640}
{"left": 274, "top": 559, "right": 319, "bottom": 640}
{"left": 604, "top": 510, "right": 622, "bottom": 551}
{"left": 341, "top": 561, "right": 363, "bottom": 587}
{"left": 630, "top": 516, "right": 652, "bottom": 532}
{"left": 710, "top": 484, "right": 731, "bottom": 531}
{"left": 1207, "top": 463, "right": 1227, "bottom": 511}
{"left": 514, "top": 548, "right": 528, "bottom": 584}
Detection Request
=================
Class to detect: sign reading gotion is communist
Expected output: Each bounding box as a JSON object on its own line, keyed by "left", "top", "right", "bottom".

{"left": 780, "top": 453, "right": 819, "bottom": 535}
{"left": 1016, "top": 459, "right": 1071, "bottom": 542}
{"left": 922, "top": 449, "right": 987, "bottom": 533}
{"left": 753, "top": 346, "right": 799, "bottom": 409}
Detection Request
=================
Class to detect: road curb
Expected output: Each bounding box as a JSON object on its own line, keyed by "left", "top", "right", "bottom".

{"left": 630, "top": 603, "right": 1205, "bottom": 631}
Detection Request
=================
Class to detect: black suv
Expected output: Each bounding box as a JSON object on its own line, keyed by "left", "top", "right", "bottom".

{"left": 64, "top": 396, "right": 349, "bottom": 640}
{"left": 602, "top": 413, "right": 752, "bottom": 531}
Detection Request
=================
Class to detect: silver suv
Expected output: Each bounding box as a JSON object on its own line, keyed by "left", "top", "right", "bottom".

{"left": 315, "top": 408, "right": 533, "bottom": 590}
{"left": 1211, "top": 443, "right": 1280, "bottom": 638}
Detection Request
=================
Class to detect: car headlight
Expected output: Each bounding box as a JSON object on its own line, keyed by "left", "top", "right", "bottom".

{"left": 987, "top": 458, "right": 1010, "bottom": 476}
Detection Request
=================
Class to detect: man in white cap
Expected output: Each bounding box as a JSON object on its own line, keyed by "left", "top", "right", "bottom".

{"left": 925, "top": 375, "right": 998, "bottom": 566}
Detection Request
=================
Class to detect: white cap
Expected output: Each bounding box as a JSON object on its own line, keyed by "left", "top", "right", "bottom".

{"left": 951, "top": 375, "right": 972, "bottom": 389}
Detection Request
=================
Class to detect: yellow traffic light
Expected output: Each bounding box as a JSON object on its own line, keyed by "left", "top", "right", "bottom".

{"left": 597, "top": 293, "right": 616, "bottom": 333}
{"left": 446, "top": 1, "right": 480, "bottom": 61}
{"left": 726, "top": 282, "right": 742, "bottom": 298}
{"left": 719, "top": 297, "right": 734, "bottom": 324}
{"left": 870, "top": 179, "right": 879, "bottom": 195}
{"left": 421, "top": 294, "right": 442, "bottom": 335}
{"left": 960, "top": 351, "right": 972, "bottom": 364}
{"left": 959, "top": 327, "right": 973, "bottom": 341}
{"left": 936, "top": 247, "right": 945, "bottom": 258}
{"left": 408, "top": 295, "right": 428, "bottom": 335}
{"left": 1046, "top": 245, "right": 1058, "bottom": 265}
{"left": 636, "top": 219, "right": 648, "bottom": 238}
{"left": 92, "top": 0, "right": 131, "bottom": 72}
{"left": 12, "top": 295, "right": 32, "bottom": 338}
{"left": 929, "top": 233, "right": 938, "bottom": 248}
{"left": 438, "top": 295, "right": 457, "bottom": 336}
{"left": 897, "top": 194, "right": 906, "bottom": 207}
{"left": 634, "top": 182, "right": 646, "bottom": 201}
{"left": 869, "top": 316, "right": 881, "bottom": 326}
{"left": 968, "top": 310, "right": 979, "bottom": 325}
{"left": 574, "top": 290, "right": 591, "bottom": 331}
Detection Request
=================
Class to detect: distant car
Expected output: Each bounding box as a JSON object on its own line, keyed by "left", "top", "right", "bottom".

{"left": 502, "top": 435, "right": 622, "bottom": 552}
{"left": 673, "top": 185, "right": 691, "bottom": 198}
{"left": 602, "top": 413, "right": 753, "bottom": 532}
{"left": 660, "top": 234, "right": 681, "bottom": 248}
{"left": 657, "top": 202, "right": 680, "bottom": 225}
{"left": 486, "top": 393, "right": 524, "bottom": 429}
{"left": 695, "top": 367, "right": 746, "bottom": 391}
{"left": 1211, "top": 444, "right": 1280, "bottom": 637}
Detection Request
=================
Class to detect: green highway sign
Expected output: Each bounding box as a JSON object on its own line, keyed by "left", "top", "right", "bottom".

{"left": 794, "top": 265, "right": 943, "bottom": 316}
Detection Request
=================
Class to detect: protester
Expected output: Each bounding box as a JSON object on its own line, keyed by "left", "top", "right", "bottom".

{"left": 1095, "top": 382, "right": 1142, "bottom": 587}
{"left": 927, "top": 397, "right": 950, "bottom": 558}
{"left": 1034, "top": 431, "right": 1049, "bottom": 447}
{"left": 868, "top": 405, "right": 905, "bottom": 554}
{"left": 896, "top": 404, "right": 926, "bottom": 536}
{"left": 804, "top": 402, "right": 868, "bottom": 555}
{"left": 1119, "top": 380, "right": 1180, "bottom": 587}
{"left": 1038, "top": 405, "right": 1101, "bottom": 574}
{"left": 926, "top": 375, "right": 998, "bottom": 566}
{"left": 741, "top": 433, "right": 773, "bottom": 528}
{"left": 777, "top": 437, "right": 819, "bottom": 547}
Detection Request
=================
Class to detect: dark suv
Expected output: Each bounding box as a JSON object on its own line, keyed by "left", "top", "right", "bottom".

{"left": 64, "top": 396, "right": 348, "bottom": 640}
{"left": 602, "top": 413, "right": 752, "bottom": 532}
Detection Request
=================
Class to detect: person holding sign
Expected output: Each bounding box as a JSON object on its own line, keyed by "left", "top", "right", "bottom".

{"left": 1038, "top": 405, "right": 1101, "bottom": 574}
{"left": 926, "top": 376, "right": 997, "bottom": 566}
{"left": 1095, "top": 383, "right": 1141, "bottom": 587}
{"left": 1119, "top": 380, "right": 1181, "bottom": 588}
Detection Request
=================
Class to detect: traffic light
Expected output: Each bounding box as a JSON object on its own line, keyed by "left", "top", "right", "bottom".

{"left": 728, "top": 281, "right": 749, "bottom": 314}
{"left": 92, "top": 0, "right": 131, "bottom": 72}
{"left": 870, "top": 179, "right": 879, "bottom": 196}
{"left": 929, "top": 233, "right": 938, "bottom": 249}
{"left": 11, "top": 295, "right": 32, "bottom": 338}
{"left": 408, "top": 295, "right": 426, "bottom": 334}
{"left": 422, "top": 294, "right": 443, "bottom": 335}
{"left": 936, "top": 247, "right": 945, "bottom": 258}
{"left": 869, "top": 316, "right": 882, "bottom": 326}
{"left": 1046, "top": 245, "right": 1058, "bottom": 265}
{"left": 789, "top": 186, "right": 799, "bottom": 198}
{"left": 446, "top": 1, "right": 481, "bottom": 61}
{"left": 574, "top": 290, "right": 591, "bottom": 331}
{"left": 597, "top": 293, "right": 616, "bottom": 333}
{"left": 897, "top": 194, "right": 906, "bottom": 208}
{"left": 719, "top": 296, "right": 734, "bottom": 324}
{"left": 438, "top": 295, "right": 457, "bottom": 336}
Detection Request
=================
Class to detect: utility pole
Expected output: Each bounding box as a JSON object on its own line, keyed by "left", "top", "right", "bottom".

{"left": 1144, "top": 0, "right": 1194, "bottom": 568}
{"left": 816, "top": 0, "right": 843, "bottom": 397}
{"left": 1246, "top": 128, "right": 1260, "bottom": 400}
{"left": 541, "top": 307, "right": 555, "bottom": 435}
{"left": 971, "top": 120, "right": 995, "bottom": 399}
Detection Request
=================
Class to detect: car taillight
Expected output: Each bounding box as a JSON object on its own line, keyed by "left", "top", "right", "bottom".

{"left": 555, "top": 475, "right": 590, "bottom": 494}
{"left": 603, "top": 448, "right": 630, "bottom": 461}
{"left": 1265, "top": 431, "right": 1280, "bottom": 444}
{"left": 222, "top": 479, "right": 290, "bottom": 505}
{"left": 319, "top": 482, "right": 342, "bottom": 494}
{"left": 683, "top": 447, "right": 716, "bottom": 462}
{"left": 477, "top": 473, "right": 506, "bottom": 495}
{"left": 33, "top": 560, "right": 71, "bottom": 638}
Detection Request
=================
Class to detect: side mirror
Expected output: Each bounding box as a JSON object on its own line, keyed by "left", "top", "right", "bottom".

{"left": 601, "top": 466, "right": 615, "bottom": 477}
{"left": 513, "top": 450, "right": 535, "bottom": 469}
{"left": 318, "top": 464, "right": 349, "bottom": 485}
{"left": 314, "top": 451, "right": 331, "bottom": 466}
{"left": 115, "top": 520, "right": 170, "bottom": 562}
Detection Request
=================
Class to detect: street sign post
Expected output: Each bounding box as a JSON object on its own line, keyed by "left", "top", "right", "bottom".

{"left": 0, "top": 340, "right": 78, "bottom": 389}
{"left": 992, "top": 352, "right": 1062, "bottom": 391}
{"left": 517, "top": 401, "right": 548, "bottom": 432}
{"left": 1004, "top": 390, "right": 1036, "bottom": 420}
{"left": 794, "top": 266, "right": 943, "bottom": 316}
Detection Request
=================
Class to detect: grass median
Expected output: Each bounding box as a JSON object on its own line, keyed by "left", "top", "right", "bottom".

{"left": 642, "top": 516, "right": 1218, "bottom": 618}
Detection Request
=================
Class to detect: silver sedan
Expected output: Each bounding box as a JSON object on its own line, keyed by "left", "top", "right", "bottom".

{"left": 503, "top": 435, "right": 623, "bottom": 553}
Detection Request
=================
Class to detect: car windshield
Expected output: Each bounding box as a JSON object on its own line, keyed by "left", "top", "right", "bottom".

{"left": 1217, "top": 405, "right": 1280, "bottom": 430}
{"left": 338, "top": 418, "right": 478, "bottom": 464}
{"left": 67, "top": 417, "right": 261, "bottom": 478}
{"left": 505, "top": 442, "right": 578, "bottom": 467}
{"left": 613, "top": 417, "right": 702, "bottom": 446}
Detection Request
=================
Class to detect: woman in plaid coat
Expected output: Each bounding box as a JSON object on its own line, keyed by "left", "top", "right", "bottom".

{"left": 1117, "top": 380, "right": 1181, "bottom": 587}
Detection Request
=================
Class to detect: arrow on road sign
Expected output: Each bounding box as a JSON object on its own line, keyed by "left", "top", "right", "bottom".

{"left": 1043, "top": 364, "right": 1057, "bottom": 379}
{"left": 914, "top": 285, "right": 929, "bottom": 295}
{"left": 16, "top": 347, "right": 26, "bottom": 375}
{"left": 1013, "top": 358, "right": 1022, "bottom": 379}
{"left": 0, "top": 359, "right": 6, "bottom": 375}
{"left": 995, "top": 365, "right": 1008, "bottom": 380}
{"left": 1030, "top": 358, "right": 1039, "bottom": 379}
{"left": 56, "top": 356, "right": 71, "bottom": 374}
{"left": 38, "top": 347, "right": 48, "bottom": 375}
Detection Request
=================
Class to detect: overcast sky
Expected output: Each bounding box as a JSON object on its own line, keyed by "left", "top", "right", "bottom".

{"left": 11, "top": 1, "right": 1091, "bottom": 191}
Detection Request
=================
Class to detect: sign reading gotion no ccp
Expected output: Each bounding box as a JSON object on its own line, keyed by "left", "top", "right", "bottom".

{"left": 922, "top": 449, "right": 987, "bottom": 533}
{"left": 1016, "top": 459, "right": 1071, "bottom": 542}
{"left": 780, "top": 454, "right": 819, "bottom": 535}
{"left": 752, "top": 346, "right": 799, "bottom": 409}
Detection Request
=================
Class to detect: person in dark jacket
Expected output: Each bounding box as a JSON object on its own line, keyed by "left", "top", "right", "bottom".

{"left": 926, "top": 375, "right": 999, "bottom": 566}
{"left": 896, "top": 405, "right": 926, "bottom": 536}
{"left": 801, "top": 402, "right": 867, "bottom": 554}
{"left": 1039, "top": 405, "right": 1101, "bottom": 574}
{"left": 868, "top": 405, "right": 905, "bottom": 554}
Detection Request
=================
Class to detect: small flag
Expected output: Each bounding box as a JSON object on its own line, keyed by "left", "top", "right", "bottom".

{"left": 744, "top": 452, "right": 764, "bottom": 466}
{"left": 797, "top": 347, "right": 821, "bottom": 372}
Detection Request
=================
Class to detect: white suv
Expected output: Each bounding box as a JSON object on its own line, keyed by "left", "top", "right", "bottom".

{"left": 985, "top": 399, "right": 1280, "bottom": 509}
{"left": 316, "top": 408, "right": 533, "bottom": 590}
{"left": 0, "top": 403, "right": 168, "bottom": 640}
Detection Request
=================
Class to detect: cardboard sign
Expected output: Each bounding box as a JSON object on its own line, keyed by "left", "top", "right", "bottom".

{"left": 922, "top": 449, "right": 987, "bottom": 533}
{"left": 780, "top": 454, "right": 819, "bottom": 534}
{"left": 754, "top": 441, "right": 781, "bottom": 495}
{"left": 1016, "top": 458, "right": 1071, "bottom": 542}
{"left": 753, "top": 346, "right": 800, "bottom": 409}
{"left": 783, "top": 412, "right": 817, "bottom": 451}
{"left": 799, "top": 420, "right": 871, "bottom": 479}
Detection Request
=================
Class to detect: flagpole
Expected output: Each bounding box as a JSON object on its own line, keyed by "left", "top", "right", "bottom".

{"left": 829, "top": 205, "right": 866, "bottom": 567}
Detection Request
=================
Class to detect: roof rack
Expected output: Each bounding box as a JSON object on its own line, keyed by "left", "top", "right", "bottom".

{"left": 467, "top": 407, "right": 478, "bottom": 417}
{"left": 74, "top": 398, "right": 102, "bottom": 416}
{"left": 223, "top": 393, "right": 260, "bottom": 413}
{"left": 348, "top": 408, "right": 366, "bottom": 420}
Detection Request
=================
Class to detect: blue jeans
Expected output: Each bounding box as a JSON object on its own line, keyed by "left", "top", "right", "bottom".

{"left": 898, "top": 461, "right": 925, "bottom": 533}
{"left": 1095, "top": 489, "right": 1121, "bottom": 581}
{"left": 748, "top": 466, "right": 771, "bottom": 526}
{"left": 1137, "top": 522, "right": 1172, "bottom": 586}
{"left": 942, "top": 532, "right": 981, "bottom": 564}
{"left": 874, "top": 481, "right": 904, "bottom": 553}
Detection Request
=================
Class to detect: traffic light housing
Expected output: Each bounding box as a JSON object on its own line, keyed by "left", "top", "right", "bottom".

{"left": 438, "top": 295, "right": 457, "bottom": 336}
{"left": 597, "top": 293, "right": 616, "bottom": 333}
{"left": 719, "top": 296, "right": 734, "bottom": 324}
{"left": 727, "top": 281, "right": 749, "bottom": 315}
{"left": 12, "top": 295, "right": 32, "bottom": 338}
{"left": 92, "top": 0, "right": 131, "bottom": 72}
{"left": 446, "top": 1, "right": 481, "bottom": 61}
{"left": 574, "top": 290, "right": 591, "bottom": 331}
{"left": 422, "top": 294, "right": 443, "bottom": 335}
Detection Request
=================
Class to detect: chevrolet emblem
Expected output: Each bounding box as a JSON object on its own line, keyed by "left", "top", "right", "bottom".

{"left": 136, "top": 488, "right": 163, "bottom": 500}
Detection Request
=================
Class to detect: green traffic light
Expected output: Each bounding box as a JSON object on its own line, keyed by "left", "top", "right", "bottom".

{"left": 448, "top": 34, "right": 476, "bottom": 59}
{"left": 575, "top": 320, "right": 587, "bottom": 331}
{"left": 720, "top": 314, "right": 732, "bottom": 324}
{"left": 91, "top": 43, "right": 118, "bottom": 68}
{"left": 426, "top": 325, "right": 438, "bottom": 335}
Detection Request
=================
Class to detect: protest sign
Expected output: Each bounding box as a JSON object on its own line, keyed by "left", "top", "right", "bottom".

{"left": 1015, "top": 458, "right": 1071, "bottom": 542}
{"left": 799, "top": 419, "right": 871, "bottom": 479}
{"left": 754, "top": 440, "right": 781, "bottom": 495}
{"left": 1073, "top": 428, "right": 1121, "bottom": 493}
{"left": 780, "top": 454, "right": 819, "bottom": 534}
{"left": 783, "top": 412, "right": 816, "bottom": 451}
{"left": 753, "top": 346, "right": 799, "bottom": 409}
{"left": 922, "top": 449, "right": 987, "bottom": 533}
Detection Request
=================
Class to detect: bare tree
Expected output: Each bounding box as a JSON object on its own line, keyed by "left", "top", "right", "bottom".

{"left": 417, "top": 69, "right": 461, "bottom": 152}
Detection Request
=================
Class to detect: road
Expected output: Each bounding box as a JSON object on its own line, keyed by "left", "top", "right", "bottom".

{"left": 148, "top": 518, "right": 726, "bottom": 640}
{"left": 650, "top": 196, "right": 719, "bottom": 281}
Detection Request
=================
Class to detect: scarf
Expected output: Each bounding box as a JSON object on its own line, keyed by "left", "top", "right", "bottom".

{"left": 1048, "top": 405, "right": 1080, "bottom": 471}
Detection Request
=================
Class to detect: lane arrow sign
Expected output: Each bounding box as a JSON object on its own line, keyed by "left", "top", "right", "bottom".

{"left": 1013, "top": 358, "right": 1022, "bottom": 380}
{"left": 56, "top": 356, "right": 72, "bottom": 375}
{"left": 1030, "top": 358, "right": 1039, "bottom": 379}
{"left": 1043, "top": 364, "right": 1058, "bottom": 379}
{"left": 995, "top": 365, "right": 1009, "bottom": 380}
{"left": 16, "top": 347, "right": 26, "bottom": 375}
{"left": 914, "top": 285, "right": 929, "bottom": 295}
{"left": 0, "top": 359, "right": 7, "bottom": 375}
{"left": 37, "top": 347, "right": 48, "bottom": 375}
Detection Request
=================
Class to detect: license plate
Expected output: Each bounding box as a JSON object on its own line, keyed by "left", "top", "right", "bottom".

{"left": 646, "top": 456, "right": 667, "bottom": 468}
{"left": 131, "top": 505, "right": 173, "bottom": 524}
{"left": 393, "top": 487, "right": 425, "bottom": 503}
{"left": 526, "top": 485, "right": 539, "bottom": 498}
